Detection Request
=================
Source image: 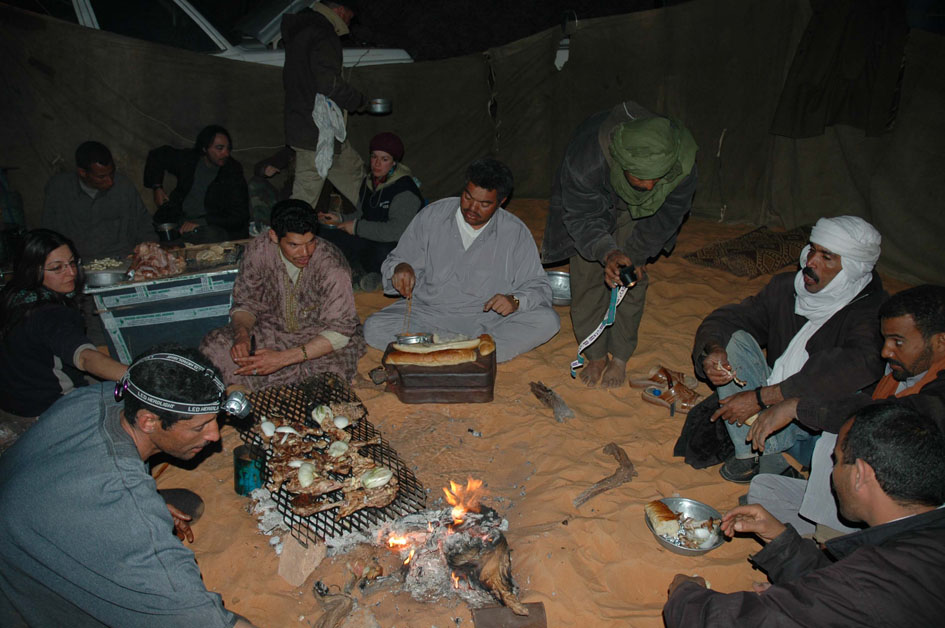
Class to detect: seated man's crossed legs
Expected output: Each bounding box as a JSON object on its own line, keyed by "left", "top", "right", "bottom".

{"left": 718, "top": 331, "right": 815, "bottom": 475}
{"left": 364, "top": 301, "right": 559, "bottom": 363}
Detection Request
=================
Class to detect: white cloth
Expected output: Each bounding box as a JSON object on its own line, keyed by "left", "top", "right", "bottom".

{"left": 767, "top": 216, "right": 882, "bottom": 386}
{"left": 455, "top": 207, "right": 490, "bottom": 250}
{"left": 311, "top": 93, "right": 347, "bottom": 178}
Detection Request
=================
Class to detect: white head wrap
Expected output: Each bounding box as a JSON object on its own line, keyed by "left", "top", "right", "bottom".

{"left": 768, "top": 216, "right": 882, "bottom": 386}
{"left": 794, "top": 216, "right": 882, "bottom": 323}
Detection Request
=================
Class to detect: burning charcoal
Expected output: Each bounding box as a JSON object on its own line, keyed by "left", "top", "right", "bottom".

{"left": 444, "top": 532, "right": 528, "bottom": 616}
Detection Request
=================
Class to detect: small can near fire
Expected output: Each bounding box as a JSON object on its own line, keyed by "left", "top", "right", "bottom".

{"left": 233, "top": 444, "right": 265, "bottom": 496}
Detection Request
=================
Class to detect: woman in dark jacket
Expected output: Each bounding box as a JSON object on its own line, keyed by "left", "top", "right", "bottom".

{"left": 318, "top": 132, "right": 422, "bottom": 289}
{"left": 0, "top": 229, "right": 126, "bottom": 451}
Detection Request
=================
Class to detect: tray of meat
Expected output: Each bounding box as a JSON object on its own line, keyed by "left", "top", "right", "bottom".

{"left": 128, "top": 242, "right": 186, "bottom": 281}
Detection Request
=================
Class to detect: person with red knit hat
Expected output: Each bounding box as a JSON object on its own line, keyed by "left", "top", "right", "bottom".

{"left": 318, "top": 131, "right": 422, "bottom": 291}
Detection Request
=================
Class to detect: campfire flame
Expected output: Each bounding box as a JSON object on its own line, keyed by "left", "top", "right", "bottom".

{"left": 443, "top": 477, "right": 484, "bottom": 525}
{"left": 450, "top": 572, "right": 461, "bottom": 589}
{"left": 387, "top": 534, "right": 419, "bottom": 565}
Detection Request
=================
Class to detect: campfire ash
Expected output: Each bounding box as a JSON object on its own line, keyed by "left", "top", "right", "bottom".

{"left": 326, "top": 478, "right": 528, "bottom": 616}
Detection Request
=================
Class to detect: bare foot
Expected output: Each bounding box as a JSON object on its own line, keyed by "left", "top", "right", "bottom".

{"left": 600, "top": 357, "right": 627, "bottom": 389}
{"left": 579, "top": 357, "right": 608, "bottom": 387}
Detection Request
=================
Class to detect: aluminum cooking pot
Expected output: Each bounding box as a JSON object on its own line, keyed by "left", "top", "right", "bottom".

{"left": 367, "top": 98, "right": 392, "bottom": 115}
{"left": 155, "top": 222, "right": 180, "bottom": 242}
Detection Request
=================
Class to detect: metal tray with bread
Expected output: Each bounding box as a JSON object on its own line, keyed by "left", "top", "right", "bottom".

{"left": 374, "top": 334, "right": 497, "bottom": 403}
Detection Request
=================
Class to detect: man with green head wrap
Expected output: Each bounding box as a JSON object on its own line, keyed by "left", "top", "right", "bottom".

{"left": 542, "top": 101, "right": 698, "bottom": 388}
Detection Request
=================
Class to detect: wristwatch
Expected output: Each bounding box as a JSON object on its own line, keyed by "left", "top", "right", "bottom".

{"left": 510, "top": 295, "right": 520, "bottom": 310}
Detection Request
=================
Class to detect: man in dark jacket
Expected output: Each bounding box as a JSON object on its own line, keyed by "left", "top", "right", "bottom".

{"left": 693, "top": 216, "right": 886, "bottom": 482}
{"left": 542, "top": 100, "right": 697, "bottom": 388}
{"left": 43, "top": 141, "right": 156, "bottom": 260}
{"left": 144, "top": 125, "right": 249, "bottom": 243}
{"left": 282, "top": 1, "right": 367, "bottom": 209}
{"left": 664, "top": 403, "right": 945, "bottom": 627}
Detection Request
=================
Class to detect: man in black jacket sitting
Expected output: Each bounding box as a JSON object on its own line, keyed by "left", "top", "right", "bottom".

{"left": 144, "top": 125, "right": 249, "bottom": 243}
{"left": 664, "top": 402, "right": 945, "bottom": 627}
{"left": 692, "top": 216, "right": 887, "bottom": 482}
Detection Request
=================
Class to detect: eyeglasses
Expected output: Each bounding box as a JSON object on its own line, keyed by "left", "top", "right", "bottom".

{"left": 44, "top": 259, "right": 80, "bottom": 274}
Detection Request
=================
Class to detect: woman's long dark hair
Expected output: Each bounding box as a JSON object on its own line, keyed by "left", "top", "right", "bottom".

{"left": 0, "top": 229, "right": 85, "bottom": 339}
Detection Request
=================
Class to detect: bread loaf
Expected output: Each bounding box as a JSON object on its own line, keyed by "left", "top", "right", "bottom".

{"left": 385, "top": 348, "right": 478, "bottom": 367}
{"left": 645, "top": 500, "right": 680, "bottom": 537}
{"left": 392, "top": 337, "right": 481, "bottom": 353}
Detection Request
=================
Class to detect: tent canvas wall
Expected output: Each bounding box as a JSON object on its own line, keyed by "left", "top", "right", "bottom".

{"left": 1, "top": 0, "right": 942, "bottom": 283}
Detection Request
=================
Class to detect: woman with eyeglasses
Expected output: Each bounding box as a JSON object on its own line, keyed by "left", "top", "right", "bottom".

{"left": 0, "top": 229, "right": 127, "bottom": 452}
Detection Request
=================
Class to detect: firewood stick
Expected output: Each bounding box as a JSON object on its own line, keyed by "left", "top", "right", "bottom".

{"left": 152, "top": 462, "right": 170, "bottom": 480}
{"left": 529, "top": 381, "right": 574, "bottom": 422}
{"left": 573, "top": 443, "right": 638, "bottom": 508}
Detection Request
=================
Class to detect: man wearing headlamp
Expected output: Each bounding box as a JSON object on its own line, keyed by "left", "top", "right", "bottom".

{"left": 0, "top": 345, "right": 257, "bottom": 627}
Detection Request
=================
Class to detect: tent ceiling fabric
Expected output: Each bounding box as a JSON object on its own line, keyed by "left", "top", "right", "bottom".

{"left": 1, "top": 0, "right": 942, "bottom": 283}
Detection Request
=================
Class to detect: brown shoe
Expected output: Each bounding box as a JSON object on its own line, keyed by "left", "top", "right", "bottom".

{"left": 629, "top": 365, "right": 699, "bottom": 390}
{"left": 639, "top": 367, "right": 703, "bottom": 416}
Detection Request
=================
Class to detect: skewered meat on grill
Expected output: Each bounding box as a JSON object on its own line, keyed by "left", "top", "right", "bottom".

{"left": 291, "top": 492, "right": 335, "bottom": 517}
{"left": 297, "top": 476, "right": 400, "bottom": 520}
{"left": 253, "top": 394, "right": 400, "bottom": 519}
{"left": 283, "top": 474, "right": 344, "bottom": 496}
{"left": 329, "top": 402, "right": 366, "bottom": 423}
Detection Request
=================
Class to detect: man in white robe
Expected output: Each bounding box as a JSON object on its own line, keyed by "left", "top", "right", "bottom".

{"left": 363, "top": 159, "right": 559, "bottom": 362}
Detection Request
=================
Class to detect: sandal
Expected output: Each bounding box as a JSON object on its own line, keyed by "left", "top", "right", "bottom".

{"left": 640, "top": 368, "right": 703, "bottom": 416}
{"left": 628, "top": 365, "right": 698, "bottom": 390}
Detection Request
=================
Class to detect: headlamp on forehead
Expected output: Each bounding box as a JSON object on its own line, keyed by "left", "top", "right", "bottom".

{"left": 113, "top": 353, "right": 251, "bottom": 419}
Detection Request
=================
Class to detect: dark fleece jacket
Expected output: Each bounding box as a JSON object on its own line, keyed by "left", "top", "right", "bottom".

{"left": 281, "top": 9, "right": 366, "bottom": 151}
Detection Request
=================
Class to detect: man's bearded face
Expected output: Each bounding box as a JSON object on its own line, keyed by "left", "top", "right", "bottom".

{"left": 881, "top": 314, "right": 935, "bottom": 382}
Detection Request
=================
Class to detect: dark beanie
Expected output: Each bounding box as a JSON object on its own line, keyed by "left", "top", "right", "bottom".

{"left": 369, "top": 132, "right": 405, "bottom": 162}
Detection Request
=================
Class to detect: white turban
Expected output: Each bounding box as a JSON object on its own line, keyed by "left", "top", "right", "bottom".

{"left": 795, "top": 215, "right": 882, "bottom": 323}
{"left": 768, "top": 216, "right": 883, "bottom": 386}
{"left": 810, "top": 215, "right": 881, "bottom": 271}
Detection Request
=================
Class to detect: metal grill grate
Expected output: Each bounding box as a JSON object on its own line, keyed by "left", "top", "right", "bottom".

{"left": 237, "top": 373, "right": 426, "bottom": 546}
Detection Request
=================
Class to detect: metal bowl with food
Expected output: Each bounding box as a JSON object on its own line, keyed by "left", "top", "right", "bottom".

{"left": 84, "top": 270, "right": 128, "bottom": 288}
{"left": 395, "top": 332, "right": 433, "bottom": 345}
{"left": 644, "top": 497, "right": 724, "bottom": 556}
{"left": 547, "top": 270, "right": 571, "bottom": 306}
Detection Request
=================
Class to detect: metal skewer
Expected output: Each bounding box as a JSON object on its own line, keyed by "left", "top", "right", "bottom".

{"left": 402, "top": 295, "right": 412, "bottom": 334}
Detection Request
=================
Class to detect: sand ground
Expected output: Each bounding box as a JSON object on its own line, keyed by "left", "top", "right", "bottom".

{"left": 157, "top": 200, "right": 909, "bottom": 627}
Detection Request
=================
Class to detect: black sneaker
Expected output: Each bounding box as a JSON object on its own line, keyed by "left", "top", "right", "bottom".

{"left": 719, "top": 456, "right": 759, "bottom": 484}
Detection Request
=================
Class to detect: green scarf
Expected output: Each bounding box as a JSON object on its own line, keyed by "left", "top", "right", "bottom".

{"left": 608, "top": 116, "right": 698, "bottom": 218}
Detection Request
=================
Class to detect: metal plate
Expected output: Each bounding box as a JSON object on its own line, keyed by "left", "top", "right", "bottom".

{"left": 644, "top": 497, "right": 724, "bottom": 556}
